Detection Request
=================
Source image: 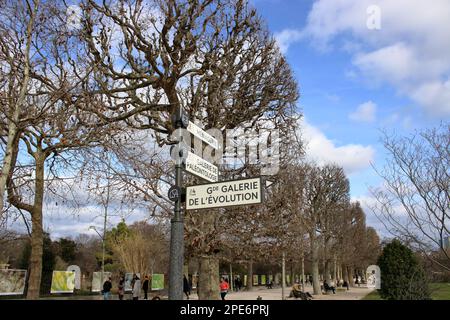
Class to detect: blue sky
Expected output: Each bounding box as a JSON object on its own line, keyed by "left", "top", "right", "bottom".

{"left": 251, "top": 0, "right": 450, "bottom": 231}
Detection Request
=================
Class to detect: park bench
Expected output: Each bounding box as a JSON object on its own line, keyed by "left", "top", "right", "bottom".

{"left": 321, "top": 283, "right": 336, "bottom": 295}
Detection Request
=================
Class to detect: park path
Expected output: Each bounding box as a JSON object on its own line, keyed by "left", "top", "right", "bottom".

{"left": 35, "top": 285, "right": 374, "bottom": 300}
{"left": 186, "top": 285, "right": 374, "bottom": 301}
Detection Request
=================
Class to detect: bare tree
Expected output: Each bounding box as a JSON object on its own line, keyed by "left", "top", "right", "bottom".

{"left": 80, "top": 0, "right": 300, "bottom": 299}
{"left": 111, "top": 222, "right": 169, "bottom": 276}
{"left": 288, "top": 164, "right": 350, "bottom": 295}
{"left": 0, "top": 0, "right": 40, "bottom": 217}
{"left": 371, "top": 123, "right": 450, "bottom": 271}
{"left": 1, "top": 1, "right": 122, "bottom": 298}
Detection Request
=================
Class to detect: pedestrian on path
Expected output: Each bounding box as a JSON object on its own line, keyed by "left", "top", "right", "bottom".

{"left": 118, "top": 276, "right": 125, "bottom": 300}
{"left": 343, "top": 280, "right": 349, "bottom": 291}
{"left": 183, "top": 275, "right": 191, "bottom": 299}
{"left": 143, "top": 275, "right": 149, "bottom": 300}
{"left": 102, "top": 277, "right": 112, "bottom": 300}
{"left": 132, "top": 274, "right": 141, "bottom": 300}
{"left": 220, "top": 277, "right": 229, "bottom": 300}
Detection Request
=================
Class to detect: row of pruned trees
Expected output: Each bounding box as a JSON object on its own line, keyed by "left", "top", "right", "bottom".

{"left": 219, "top": 163, "right": 381, "bottom": 295}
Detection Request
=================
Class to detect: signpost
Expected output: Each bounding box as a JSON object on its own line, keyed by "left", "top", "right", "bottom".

{"left": 168, "top": 109, "right": 264, "bottom": 300}
{"left": 168, "top": 107, "right": 187, "bottom": 301}
{"left": 185, "top": 151, "right": 219, "bottom": 182}
{"left": 187, "top": 121, "right": 219, "bottom": 149}
{"left": 186, "top": 177, "right": 263, "bottom": 210}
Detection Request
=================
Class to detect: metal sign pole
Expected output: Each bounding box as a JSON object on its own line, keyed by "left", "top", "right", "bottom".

{"left": 168, "top": 107, "right": 186, "bottom": 300}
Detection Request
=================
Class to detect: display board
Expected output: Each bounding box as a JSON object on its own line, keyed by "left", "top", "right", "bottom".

{"left": 50, "top": 271, "right": 75, "bottom": 294}
{"left": 0, "top": 269, "right": 27, "bottom": 296}
{"left": 91, "top": 272, "right": 112, "bottom": 292}
{"left": 151, "top": 274, "right": 165, "bottom": 290}
{"left": 125, "top": 272, "right": 140, "bottom": 292}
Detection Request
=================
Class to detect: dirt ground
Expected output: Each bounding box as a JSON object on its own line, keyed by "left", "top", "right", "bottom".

{"left": 186, "top": 285, "right": 374, "bottom": 301}
{"left": 33, "top": 284, "right": 374, "bottom": 300}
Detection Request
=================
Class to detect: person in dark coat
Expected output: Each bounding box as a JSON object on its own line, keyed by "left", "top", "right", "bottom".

{"left": 142, "top": 275, "right": 150, "bottom": 300}
{"left": 118, "top": 276, "right": 125, "bottom": 300}
{"left": 343, "top": 280, "right": 349, "bottom": 291}
{"left": 183, "top": 275, "right": 191, "bottom": 299}
{"left": 103, "top": 277, "right": 112, "bottom": 300}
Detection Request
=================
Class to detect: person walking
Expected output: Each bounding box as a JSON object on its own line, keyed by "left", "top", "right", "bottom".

{"left": 183, "top": 275, "right": 191, "bottom": 300}
{"left": 132, "top": 274, "right": 141, "bottom": 300}
{"left": 343, "top": 280, "right": 349, "bottom": 291}
{"left": 118, "top": 276, "right": 125, "bottom": 300}
{"left": 220, "top": 277, "right": 229, "bottom": 301}
{"left": 142, "top": 275, "right": 150, "bottom": 300}
{"left": 102, "top": 277, "right": 112, "bottom": 300}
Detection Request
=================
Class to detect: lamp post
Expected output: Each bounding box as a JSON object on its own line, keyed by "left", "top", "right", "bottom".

{"left": 282, "top": 251, "right": 286, "bottom": 300}
{"left": 168, "top": 106, "right": 188, "bottom": 300}
{"left": 89, "top": 225, "right": 105, "bottom": 291}
{"left": 88, "top": 151, "right": 112, "bottom": 293}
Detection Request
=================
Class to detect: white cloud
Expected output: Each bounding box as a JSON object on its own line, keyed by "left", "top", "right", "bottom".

{"left": 43, "top": 203, "right": 150, "bottom": 239}
{"left": 411, "top": 79, "right": 450, "bottom": 116}
{"left": 274, "top": 29, "right": 304, "bottom": 54}
{"left": 302, "top": 0, "right": 450, "bottom": 117}
{"left": 349, "top": 101, "right": 377, "bottom": 122}
{"left": 301, "top": 119, "right": 375, "bottom": 175}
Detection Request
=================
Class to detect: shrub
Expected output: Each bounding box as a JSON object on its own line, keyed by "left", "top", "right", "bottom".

{"left": 377, "top": 239, "right": 430, "bottom": 300}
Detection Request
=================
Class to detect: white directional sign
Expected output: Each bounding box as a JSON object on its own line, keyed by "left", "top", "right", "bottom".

{"left": 185, "top": 151, "right": 219, "bottom": 182}
{"left": 186, "top": 177, "right": 263, "bottom": 210}
{"left": 187, "top": 121, "right": 219, "bottom": 149}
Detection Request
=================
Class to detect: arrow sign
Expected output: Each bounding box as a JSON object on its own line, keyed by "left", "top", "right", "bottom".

{"left": 186, "top": 177, "right": 263, "bottom": 210}
{"left": 187, "top": 121, "right": 219, "bottom": 150}
{"left": 265, "top": 180, "right": 275, "bottom": 188}
{"left": 185, "top": 151, "right": 219, "bottom": 182}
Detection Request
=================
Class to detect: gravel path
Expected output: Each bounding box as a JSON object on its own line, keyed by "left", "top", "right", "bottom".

{"left": 185, "top": 285, "right": 374, "bottom": 301}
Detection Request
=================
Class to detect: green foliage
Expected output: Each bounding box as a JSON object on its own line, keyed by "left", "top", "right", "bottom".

{"left": 56, "top": 238, "right": 77, "bottom": 263}
{"left": 364, "top": 283, "right": 450, "bottom": 300}
{"left": 377, "top": 239, "right": 430, "bottom": 300}
{"left": 106, "top": 221, "right": 131, "bottom": 244}
{"left": 95, "top": 221, "right": 131, "bottom": 270}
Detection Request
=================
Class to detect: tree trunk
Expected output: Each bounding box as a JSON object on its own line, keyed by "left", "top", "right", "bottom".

{"left": 26, "top": 152, "right": 45, "bottom": 299}
{"left": 323, "top": 236, "right": 332, "bottom": 284}
{"left": 324, "top": 260, "right": 332, "bottom": 284}
{"left": 310, "top": 233, "right": 321, "bottom": 295}
{"left": 0, "top": 125, "right": 20, "bottom": 215}
{"left": 301, "top": 256, "right": 305, "bottom": 291}
{"left": 198, "top": 255, "right": 219, "bottom": 300}
{"left": 281, "top": 252, "right": 286, "bottom": 299}
{"left": 229, "top": 263, "right": 233, "bottom": 291}
{"left": 290, "top": 264, "right": 294, "bottom": 286}
{"left": 343, "top": 264, "right": 349, "bottom": 284}
{"left": 333, "top": 258, "right": 337, "bottom": 283}
{"left": 246, "top": 260, "right": 253, "bottom": 291}
{"left": 347, "top": 266, "right": 355, "bottom": 287}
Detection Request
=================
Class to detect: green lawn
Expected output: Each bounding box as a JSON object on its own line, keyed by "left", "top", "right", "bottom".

{"left": 363, "top": 283, "right": 450, "bottom": 300}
